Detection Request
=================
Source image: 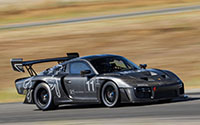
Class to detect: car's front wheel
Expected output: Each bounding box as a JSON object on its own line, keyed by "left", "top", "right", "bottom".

{"left": 34, "top": 83, "right": 56, "bottom": 110}
{"left": 101, "top": 81, "right": 120, "bottom": 107}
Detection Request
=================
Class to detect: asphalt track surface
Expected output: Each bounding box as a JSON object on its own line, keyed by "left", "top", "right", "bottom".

{"left": 1, "top": 5, "right": 200, "bottom": 30}
{"left": 0, "top": 91, "right": 200, "bottom": 124}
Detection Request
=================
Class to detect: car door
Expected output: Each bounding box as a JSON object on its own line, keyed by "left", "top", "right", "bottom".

{"left": 64, "top": 61, "right": 96, "bottom": 101}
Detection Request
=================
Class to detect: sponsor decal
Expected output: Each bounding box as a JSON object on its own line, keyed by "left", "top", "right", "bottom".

{"left": 86, "top": 78, "right": 95, "bottom": 92}
{"left": 48, "top": 79, "right": 61, "bottom": 98}
{"left": 23, "top": 78, "right": 33, "bottom": 89}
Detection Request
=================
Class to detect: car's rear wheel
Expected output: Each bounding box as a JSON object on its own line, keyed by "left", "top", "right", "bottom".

{"left": 34, "top": 83, "right": 56, "bottom": 110}
{"left": 101, "top": 81, "right": 120, "bottom": 107}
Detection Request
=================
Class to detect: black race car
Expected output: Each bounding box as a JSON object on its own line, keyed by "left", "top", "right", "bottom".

{"left": 11, "top": 53, "right": 185, "bottom": 110}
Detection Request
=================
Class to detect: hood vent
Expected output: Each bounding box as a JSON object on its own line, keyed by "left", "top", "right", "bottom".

{"left": 140, "top": 77, "right": 155, "bottom": 82}
{"left": 161, "top": 75, "right": 169, "bottom": 79}
{"left": 141, "top": 77, "right": 148, "bottom": 81}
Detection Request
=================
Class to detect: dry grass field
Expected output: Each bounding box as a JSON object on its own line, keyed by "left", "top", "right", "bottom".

{"left": 1, "top": 10, "right": 200, "bottom": 102}
{"left": 0, "top": 0, "right": 200, "bottom": 25}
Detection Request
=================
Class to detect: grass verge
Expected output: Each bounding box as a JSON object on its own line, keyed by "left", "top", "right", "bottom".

{"left": 0, "top": 88, "right": 24, "bottom": 103}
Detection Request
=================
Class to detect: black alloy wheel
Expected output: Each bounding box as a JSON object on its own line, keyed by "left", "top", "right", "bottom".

{"left": 34, "top": 83, "right": 56, "bottom": 110}
{"left": 101, "top": 81, "right": 120, "bottom": 107}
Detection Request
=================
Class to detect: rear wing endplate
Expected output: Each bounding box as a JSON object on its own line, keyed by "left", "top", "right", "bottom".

{"left": 11, "top": 58, "right": 25, "bottom": 72}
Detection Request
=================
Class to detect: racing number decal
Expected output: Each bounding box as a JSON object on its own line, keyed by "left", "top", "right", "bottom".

{"left": 86, "top": 79, "right": 95, "bottom": 92}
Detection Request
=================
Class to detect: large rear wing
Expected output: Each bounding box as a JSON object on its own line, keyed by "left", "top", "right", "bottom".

{"left": 10, "top": 52, "right": 79, "bottom": 76}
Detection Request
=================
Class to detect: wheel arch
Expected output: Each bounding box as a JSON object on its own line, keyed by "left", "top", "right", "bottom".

{"left": 99, "top": 79, "right": 118, "bottom": 94}
{"left": 99, "top": 80, "right": 121, "bottom": 107}
{"left": 32, "top": 80, "right": 47, "bottom": 89}
{"left": 97, "top": 77, "right": 132, "bottom": 104}
{"left": 29, "top": 80, "right": 48, "bottom": 104}
{"left": 33, "top": 82, "right": 56, "bottom": 110}
{"left": 97, "top": 79, "right": 115, "bottom": 103}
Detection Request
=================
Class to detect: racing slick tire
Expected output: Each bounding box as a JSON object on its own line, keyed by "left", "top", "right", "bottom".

{"left": 34, "top": 83, "right": 57, "bottom": 110}
{"left": 101, "top": 81, "right": 120, "bottom": 107}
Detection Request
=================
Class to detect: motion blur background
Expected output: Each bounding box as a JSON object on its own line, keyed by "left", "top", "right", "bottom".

{"left": 0, "top": 0, "right": 200, "bottom": 103}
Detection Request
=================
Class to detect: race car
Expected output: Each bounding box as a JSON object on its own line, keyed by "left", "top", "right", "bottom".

{"left": 11, "top": 53, "right": 185, "bottom": 110}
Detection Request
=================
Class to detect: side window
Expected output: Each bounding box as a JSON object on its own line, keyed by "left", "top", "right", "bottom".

{"left": 70, "top": 62, "right": 91, "bottom": 74}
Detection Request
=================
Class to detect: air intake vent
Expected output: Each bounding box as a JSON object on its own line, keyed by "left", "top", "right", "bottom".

{"left": 140, "top": 77, "right": 155, "bottom": 81}
{"left": 161, "top": 75, "right": 169, "bottom": 79}
{"left": 140, "top": 77, "right": 148, "bottom": 81}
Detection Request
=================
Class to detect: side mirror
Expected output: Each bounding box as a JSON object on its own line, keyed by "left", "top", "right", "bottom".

{"left": 139, "top": 64, "right": 147, "bottom": 69}
{"left": 80, "top": 70, "right": 91, "bottom": 76}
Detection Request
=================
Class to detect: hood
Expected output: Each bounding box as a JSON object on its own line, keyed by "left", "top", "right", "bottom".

{"left": 101, "top": 69, "right": 174, "bottom": 83}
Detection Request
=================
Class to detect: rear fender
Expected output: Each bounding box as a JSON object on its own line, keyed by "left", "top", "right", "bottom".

{"left": 16, "top": 76, "right": 62, "bottom": 104}
{"left": 31, "top": 76, "right": 62, "bottom": 98}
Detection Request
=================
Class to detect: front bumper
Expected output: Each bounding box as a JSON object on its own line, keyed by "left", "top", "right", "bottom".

{"left": 120, "top": 83, "right": 184, "bottom": 103}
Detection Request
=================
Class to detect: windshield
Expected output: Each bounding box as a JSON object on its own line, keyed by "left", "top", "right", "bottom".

{"left": 90, "top": 56, "right": 140, "bottom": 74}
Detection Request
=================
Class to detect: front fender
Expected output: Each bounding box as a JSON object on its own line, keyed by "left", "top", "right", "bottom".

{"left": 162, "top": 70, "right": 182, "bottom": 81}
{"left": 96, "top": 76, "right": 132, "bottom": 88}
{"left": 94, "top": 76, "right": 132, "bottom": 103}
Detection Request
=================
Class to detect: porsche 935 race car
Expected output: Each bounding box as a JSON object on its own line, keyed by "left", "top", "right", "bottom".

{"left": 11, "top": 53, "right": 185, "bottom": 110}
